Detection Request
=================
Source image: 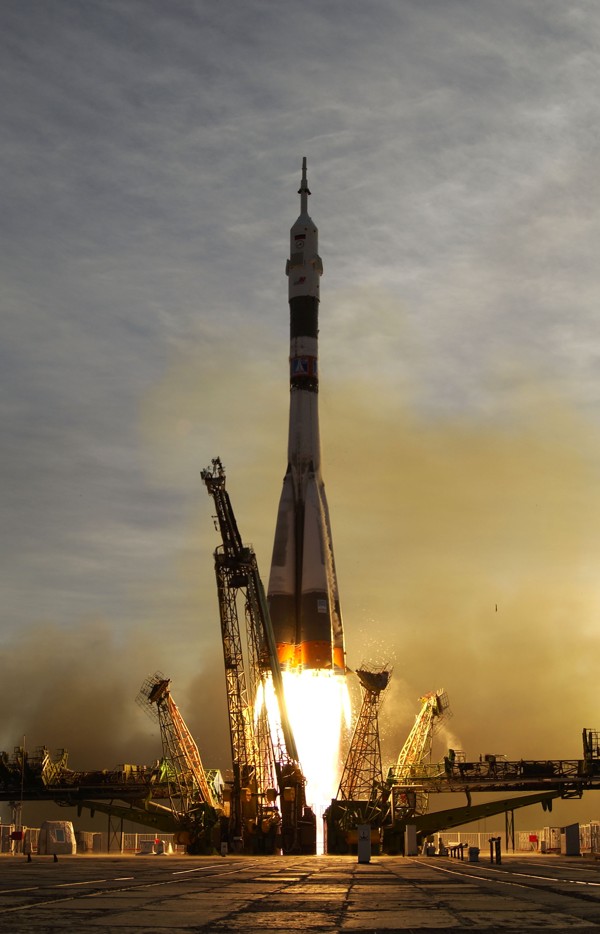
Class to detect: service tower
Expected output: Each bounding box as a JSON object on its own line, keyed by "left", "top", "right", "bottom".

{"left": 267, "top": 159, "right": 346, "bottom": 674}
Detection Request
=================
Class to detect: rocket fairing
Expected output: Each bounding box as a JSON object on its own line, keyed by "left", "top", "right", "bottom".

{"left": 267, "top": 158, "right": 346, "bottom": 673}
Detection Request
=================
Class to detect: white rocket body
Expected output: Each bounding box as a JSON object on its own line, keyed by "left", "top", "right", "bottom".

{"left": 267, "top": 159, "right": 345, "bottom": 673}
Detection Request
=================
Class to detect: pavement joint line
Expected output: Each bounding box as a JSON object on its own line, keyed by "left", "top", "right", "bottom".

{"left": 54, "top": 879, "right": 107, "bottom": 887}
{"left": 526, "top": 870, "right": 600, "bottom": 887}
{"left": 454, "top": 862, "right": 600, "bottom": 889}
{"left": 0, "top": 878, "right": 140, "bottom": 914}
{"left": 1, "top": 872, "right": 214, "bottom": 913}
{"left": 413, "top": 859, "right": 527, "bottom": 889}
{"left": 80, "top": 867, "right": 258, "bottom": 895}
{"left": 0, "top": 887, "right": 40, "bottom": 894}
{"left": 501, "top": 869, "right": 600, "bottom": 887}
{"left": 416, "top": 858, "right": 600, "bottom": 898}
{"left": 0, "top": 894, "right": 82, "bottom": 914}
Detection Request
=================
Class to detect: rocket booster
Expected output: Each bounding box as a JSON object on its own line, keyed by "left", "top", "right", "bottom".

{"left": 267, "top": 158, "right": 346, "bottom": 673}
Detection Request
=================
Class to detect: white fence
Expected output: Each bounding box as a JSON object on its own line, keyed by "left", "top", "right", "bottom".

{"left": 121, "top": 832, "right": 186, "bottom": 854}
{"left": 0, "top": 826, "right": 186, "bottom": 855}
{"left": 3, "top": 821, "right": 600, "bottom": 856}
{"left": 446, "top": 823, "right": 600, "bottom": 855}
{"left": 440, "top": 831, "right": 503, "bottom": 850}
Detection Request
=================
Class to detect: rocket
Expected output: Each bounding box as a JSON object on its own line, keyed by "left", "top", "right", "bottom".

{"left": 267, "top": 158, "right": 346, "bottom": 673}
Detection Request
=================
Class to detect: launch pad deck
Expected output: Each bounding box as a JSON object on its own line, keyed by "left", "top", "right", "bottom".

{"left": 1, "top": 853, "right": 599, "bottom": 932}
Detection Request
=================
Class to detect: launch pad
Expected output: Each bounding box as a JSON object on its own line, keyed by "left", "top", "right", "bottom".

{"left": 2, "top": 853, "right": 600, "bottom": 933}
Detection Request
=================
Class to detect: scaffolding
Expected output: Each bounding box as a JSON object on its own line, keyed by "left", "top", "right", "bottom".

{"left": 389, "top": 689, "right": 450, "bottom": 817}
{"left": 201, "top": 457, "right": 307, "bottom": 852}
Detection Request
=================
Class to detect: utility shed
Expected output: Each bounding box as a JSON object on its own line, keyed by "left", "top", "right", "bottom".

{"left": 37, "top": 820, "right": 76, "bottom": 854}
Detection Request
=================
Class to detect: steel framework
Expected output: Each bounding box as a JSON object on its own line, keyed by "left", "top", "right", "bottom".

{"left": 137, "top": 674, "right": 217, "bottom": 813}
{"left": 338, "top": 667, "right": 391, "bottom": 803}
{"left": 329, "top": 665, "right": 392, "bottom": 843}
{"left": 201, "top": 457, "right": 306, "bottom": 852}
{"left": 389, "top": 688, "right": 450, "bottom": 816}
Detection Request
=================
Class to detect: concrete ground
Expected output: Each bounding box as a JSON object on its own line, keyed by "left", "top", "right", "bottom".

{"left": 1, "top": 852, "right": 600, "bottom": 932}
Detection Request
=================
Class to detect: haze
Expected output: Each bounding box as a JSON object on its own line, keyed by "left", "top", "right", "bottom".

{"left": 2, "top": 1, "right": 599, "bottom": 829}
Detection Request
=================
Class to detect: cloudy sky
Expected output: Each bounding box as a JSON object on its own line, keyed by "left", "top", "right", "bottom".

{"left": 2, "top": 0, "right": 600, "bottom": 826}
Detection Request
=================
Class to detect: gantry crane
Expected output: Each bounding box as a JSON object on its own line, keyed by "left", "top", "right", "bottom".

{"left": 201, "top": 457, "right": 307, "bottom": 853}
{"left": 387, "top": 688, "right": 450, "bottom": 820}
{"left": 326, "top": 665, "right": 391, "bottom": 853}
{"left": 135, "top": 673, "right": 220, "bottom": 853}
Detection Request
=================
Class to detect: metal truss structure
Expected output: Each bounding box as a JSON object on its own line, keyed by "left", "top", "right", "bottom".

{"left": 389, "top": 688, "right": 450, "bottom": 816}
{"left": 329, "top": 666, "right": 392, "bottom": 844}
{"left": 137, "top": 673, "right": 217, "bottom": 813}
{"left": 338, "top": 667, "right": 390, "bottom": 803}
{"left": 201, "top": 457, "right": 307, "bottom": 853}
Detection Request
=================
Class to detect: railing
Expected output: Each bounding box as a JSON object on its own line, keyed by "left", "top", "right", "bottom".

{"left": 387, "top": 757, "right": 595, "bottom": 794}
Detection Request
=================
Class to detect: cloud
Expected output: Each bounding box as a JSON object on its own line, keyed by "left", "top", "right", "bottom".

{"left": 3, "top": 301, "right": 600, "bottom": 830}
{"left": 138, "top": 325, "right": 600, "bottom": 771}
{"left": 0, "top": 619, "right": 156, "bottom": 768}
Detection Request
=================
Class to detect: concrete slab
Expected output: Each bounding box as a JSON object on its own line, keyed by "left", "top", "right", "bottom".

{"left": 442, "top": 894, "right": 532, "bottom": 909}
{"left": 290, "top": 885, "right": 350, "bottom": 895}
{"left": 342, "top": 908, "right": 459, "bottom": 929}
{"left": 205, "top": 910, "right": 338, "bottom": 930}
{"left": 459, "top": 910, "right": 597, "bottom": 929}
{"left": 347, "top": 895, "right": 430, "bottom": 908}
{"left": 2, "top": 853, "right": 600, "bottom": 933}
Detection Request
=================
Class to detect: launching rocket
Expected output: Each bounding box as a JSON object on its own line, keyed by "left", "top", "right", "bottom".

{"left": 267, "top": 159, "right": 346, "bottom": 673}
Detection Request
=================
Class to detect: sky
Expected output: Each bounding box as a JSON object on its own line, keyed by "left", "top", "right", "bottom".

{"left": 2, "top": 0, "right": 600, "bottom": 830}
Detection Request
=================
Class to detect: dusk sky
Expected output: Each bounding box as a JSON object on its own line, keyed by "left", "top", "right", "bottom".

{"left": 2, "top": 1, "right": 600, "bottom": 826}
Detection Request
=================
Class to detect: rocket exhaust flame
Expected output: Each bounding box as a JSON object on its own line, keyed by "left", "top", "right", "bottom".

{"left": 259, "top": 668, "right": 350, "bottom": 851}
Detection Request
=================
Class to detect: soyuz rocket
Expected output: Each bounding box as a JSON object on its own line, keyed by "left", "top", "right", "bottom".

{"left": 267, "top": 159, "right": 346, "bottom": 673}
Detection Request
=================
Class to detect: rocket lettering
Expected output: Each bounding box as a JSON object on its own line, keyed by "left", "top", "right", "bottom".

{"left": 267, "top": 158, "right": 346, "bottom": 673}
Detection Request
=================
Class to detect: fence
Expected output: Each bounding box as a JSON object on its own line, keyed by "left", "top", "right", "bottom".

{"left": 439, "top": 831, "right": 503, "bottom": 850}
{"left": 0, "top": 826, "right": 186, "bottom": 855}
{"left": 121, "top": 832, "right": 186, "bottom": 855}
{"left": 3, "top": 821, "right": 600, "bottom": 856}
{"left": 446, "top": 824, "right": 600, "bottom": 855}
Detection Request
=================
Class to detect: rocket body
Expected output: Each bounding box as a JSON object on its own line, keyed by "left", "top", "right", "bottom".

{"left": 267, "top": 159, "right": 345, "bottom": 673}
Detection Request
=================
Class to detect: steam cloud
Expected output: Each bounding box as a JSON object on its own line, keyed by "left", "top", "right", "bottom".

{"left": 5, "top": 324, "right": 600, "bottom": 830}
